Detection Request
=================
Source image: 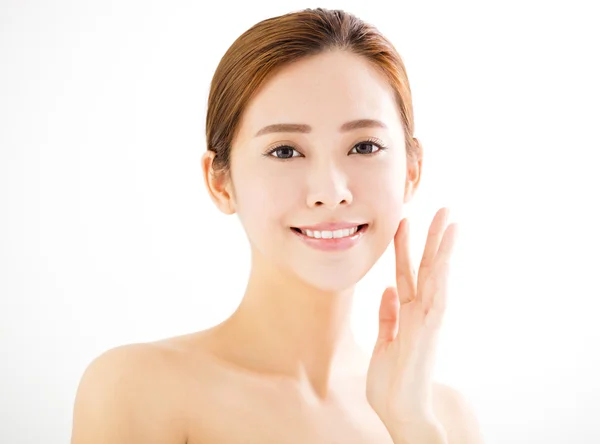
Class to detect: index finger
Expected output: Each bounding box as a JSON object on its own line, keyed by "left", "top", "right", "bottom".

{"left": 394, "top": 217, "right": 417, "bottom": 305}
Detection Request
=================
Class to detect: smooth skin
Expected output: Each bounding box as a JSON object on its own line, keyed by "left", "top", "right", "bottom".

{"left": 368, "top": 209, "right": 464, "bottom": 442}
{"left": 70, "top": 211, "right": 483, "bottom": 444}
{"left": 70, "top": 50, "right": 484, "bottom": 443}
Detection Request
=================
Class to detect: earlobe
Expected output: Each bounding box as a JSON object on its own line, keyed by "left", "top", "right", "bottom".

{"left": 404, "top": 137, "right": 423, "bottom": 203}
{"left": 201, "top": 151, "right": 236, "bottom": 215}
{"left": 404, "top": 163, "right": 421, "bottom": 203}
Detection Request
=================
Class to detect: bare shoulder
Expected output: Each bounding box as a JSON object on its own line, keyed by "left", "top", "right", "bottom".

{"left": 71, "top": 341, "right": 189, "bottom": 444}
{"left": 432, "top": 382, "right": 486, "bottom": 444}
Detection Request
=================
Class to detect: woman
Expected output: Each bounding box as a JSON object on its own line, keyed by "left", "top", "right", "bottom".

{"left": 71, "top": 8, "right": 484, "bottom": 444}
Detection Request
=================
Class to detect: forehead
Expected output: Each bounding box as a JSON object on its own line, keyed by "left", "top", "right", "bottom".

{"left": 238, "top": 50, "right": 403, "bottom": 140}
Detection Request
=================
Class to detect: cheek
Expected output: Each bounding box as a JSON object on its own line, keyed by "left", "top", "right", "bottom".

{"left": 234, "top": 157, "right": 406, "bottom": 235}
{"left": 233, "top": 171, "right": 299, "bottom": 229}
{"left": 355, "top": 159, "right": 405, "bottom": 203}
{"left": 358, "top": 162, "right": 406, "bottom": 236}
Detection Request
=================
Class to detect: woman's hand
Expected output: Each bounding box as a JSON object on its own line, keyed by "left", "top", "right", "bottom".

{"left": 366, "top": 208, "right": 459, "bottom": 441}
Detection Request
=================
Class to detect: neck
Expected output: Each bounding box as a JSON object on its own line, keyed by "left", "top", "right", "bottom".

{"left": 218, "top": 248, "right": 369, "bottom": 400}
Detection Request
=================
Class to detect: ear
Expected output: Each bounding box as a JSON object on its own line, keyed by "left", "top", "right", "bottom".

{"left": 201, "top": 150, "right": 236, "bottom": 215}
{"left": 404, "top": 137, "right": 423, "bottom": 203}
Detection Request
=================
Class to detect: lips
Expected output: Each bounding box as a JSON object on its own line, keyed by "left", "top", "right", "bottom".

{"left": 293, "top": 221, "right": 368, "bottom": 231}
{"left": 290, "top": 223, "right": 369, "bottom": 251}
{"left": 290, "top": 224, "right": 368, "bottom": 235}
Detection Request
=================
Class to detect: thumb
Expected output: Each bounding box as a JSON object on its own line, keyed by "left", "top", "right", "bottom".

{"left": 374, "top": 286, "right": 400, "bottom": 350}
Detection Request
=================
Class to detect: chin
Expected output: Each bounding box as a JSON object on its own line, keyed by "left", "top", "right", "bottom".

{"left": 291, "top": 262, "right": 373, "bottom": 294}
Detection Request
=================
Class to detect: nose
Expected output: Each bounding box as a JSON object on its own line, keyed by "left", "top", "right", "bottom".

{"left": 306, "top": 162, "right": 353, "bottom": 209}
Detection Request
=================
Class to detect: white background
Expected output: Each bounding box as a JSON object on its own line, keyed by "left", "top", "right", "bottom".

{"left": 1, "top": 1, "right": 599, "bottom": 443}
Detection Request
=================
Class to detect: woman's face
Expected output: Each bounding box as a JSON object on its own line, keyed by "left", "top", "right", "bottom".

{"left": 225, "top": 50, "right": 418, "bottom": 292}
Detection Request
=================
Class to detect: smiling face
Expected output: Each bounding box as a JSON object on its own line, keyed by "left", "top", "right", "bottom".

{"left": 209, "top": 49, "right": 420, "bottom": 292}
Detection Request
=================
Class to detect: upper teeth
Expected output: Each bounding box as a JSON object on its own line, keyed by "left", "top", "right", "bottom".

{"left": 300, "top": 226, "right": 360, "bottom": 239}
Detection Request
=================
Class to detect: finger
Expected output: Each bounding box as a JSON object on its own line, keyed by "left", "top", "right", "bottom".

{"left": 394, "top": 218, "right": 417, "bottom": 305}
{"left": 436, "top": 221, "right": 459, "bottom": 264}
{"left": 374, "top": 286, "right": 400, "bottom": 351}
{"left": 423, "top": 223, "right": 459, "bottom": 326}
{"left": 417, "top": 208, "right": 450, "bottom": 298}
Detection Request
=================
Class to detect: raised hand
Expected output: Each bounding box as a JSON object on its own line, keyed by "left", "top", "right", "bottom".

{"left": 366, "top": 208, "right": 459, "bottom": 439}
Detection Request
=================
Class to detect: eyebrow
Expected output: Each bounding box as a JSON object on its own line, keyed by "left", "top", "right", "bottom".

{"left": 253, "top": 119, "right": 387, "bottom": 137}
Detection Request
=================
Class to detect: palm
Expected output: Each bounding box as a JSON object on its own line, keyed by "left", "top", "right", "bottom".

{"left": 366, "top": 208, "right": 458, "bottom": 429}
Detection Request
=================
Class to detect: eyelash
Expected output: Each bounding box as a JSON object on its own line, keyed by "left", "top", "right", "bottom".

{"left": 262, "top": 137, "right": 389, "bottom": 161}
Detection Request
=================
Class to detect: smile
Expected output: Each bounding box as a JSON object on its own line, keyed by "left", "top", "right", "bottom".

{"left": 290, "top": 224, "right": 369, "bottom": 252}
{"left": 291, "top": 224, "right": 368, "bottom": 239}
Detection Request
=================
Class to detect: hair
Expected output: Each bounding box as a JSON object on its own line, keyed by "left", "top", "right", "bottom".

{"left": 205, "top": 7, "right": 422, "bottom": 181}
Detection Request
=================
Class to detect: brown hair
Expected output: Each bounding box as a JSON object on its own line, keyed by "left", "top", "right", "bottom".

{"left": 205, "top": 7, "right": 421, "bottom": 181}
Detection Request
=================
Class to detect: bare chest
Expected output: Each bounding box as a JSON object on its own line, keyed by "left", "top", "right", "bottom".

{"left": 184, "top": 375, "right": 393, "bottom": 444}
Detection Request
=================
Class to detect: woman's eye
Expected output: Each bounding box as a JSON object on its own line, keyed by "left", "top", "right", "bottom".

{"left": 268, "top": 146, "right": 301, "bottom": 159}
{"left": 350, "top": 142, "right": 381, "bottom": 155}
{"left": 267, "top": 140, "right": 385, "bottom": 160}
